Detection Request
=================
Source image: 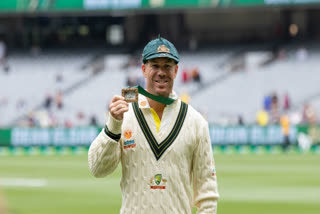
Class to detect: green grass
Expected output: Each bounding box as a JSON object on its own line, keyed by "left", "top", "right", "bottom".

{"left": 0, "top": 153, "right": 319, "bottom": 214}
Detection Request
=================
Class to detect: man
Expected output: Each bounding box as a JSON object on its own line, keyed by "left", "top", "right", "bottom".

{"left": 88, "top": 36, "right": 219, "bottom": 214}
{"left": 280, "top": 112, "right": 290, "bottom": 152}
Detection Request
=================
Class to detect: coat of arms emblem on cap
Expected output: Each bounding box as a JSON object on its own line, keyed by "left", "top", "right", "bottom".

{"left": 157, "top": 45, "right": 170, "bottom": 53}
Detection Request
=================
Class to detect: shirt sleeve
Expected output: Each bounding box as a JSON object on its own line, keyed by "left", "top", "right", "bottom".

{"left": 88, "top": 113, "right": 122, "bottom": 178}
{"left": 192, "top": 121, "right": 219, "bottom": 214}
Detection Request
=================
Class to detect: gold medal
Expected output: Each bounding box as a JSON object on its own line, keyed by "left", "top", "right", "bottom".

{"left": 122, "top": 88, "right": 138, "bottom": 103}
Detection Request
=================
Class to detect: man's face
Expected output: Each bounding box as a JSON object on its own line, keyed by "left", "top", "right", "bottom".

{"left": 142, "top": 57, "right": 178, "bottom": 98}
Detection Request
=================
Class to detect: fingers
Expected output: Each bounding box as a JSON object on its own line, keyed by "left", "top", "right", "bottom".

{"left": 111, "top": 102, "right": 128, "bottom": 114}
{"left": 110, "top": 97, "right": 128, "bottom": 111}
{"left": 112, "top": 106, "right": 129, "bottom": 119}
{"left": 111, "top": 95, "right": 125, "bottom": 103}
{"left": 109, "top": 95, "right": 129, "bottom": 120}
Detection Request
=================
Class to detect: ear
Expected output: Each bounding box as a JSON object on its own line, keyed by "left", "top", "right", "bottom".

{"left": 173, "top": 64, "right": 178, "bottom": 79}
{"left": 142, "top": 64, "right": 147, "bottom": 78}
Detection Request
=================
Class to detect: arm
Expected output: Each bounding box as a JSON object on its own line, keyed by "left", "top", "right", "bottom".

{"left": 193, "top": 121, "right": 219, "bottom": 214}
{"left": 88, "top": 114, "right": 122, "bottom": 177}
{"left": 88, "top": 95, "right": 128, "bottom": 178}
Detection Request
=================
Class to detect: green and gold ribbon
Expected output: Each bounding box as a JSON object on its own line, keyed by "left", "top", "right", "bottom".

{"left": 132, "top": 85, "right": 175, "bottom": 105}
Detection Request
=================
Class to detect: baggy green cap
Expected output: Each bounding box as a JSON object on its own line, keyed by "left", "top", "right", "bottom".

{"left": 142, "top": 35, "right": 180, "bottom": 64}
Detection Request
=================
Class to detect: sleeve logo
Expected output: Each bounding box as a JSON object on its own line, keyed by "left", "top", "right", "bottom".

{"left": 212, "top": 160, "right": 216, "bottom": 176}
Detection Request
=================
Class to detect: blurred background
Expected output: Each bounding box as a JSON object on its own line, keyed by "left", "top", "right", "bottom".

{"left": 0, "top": 0, "right": 319, "bottom": 214}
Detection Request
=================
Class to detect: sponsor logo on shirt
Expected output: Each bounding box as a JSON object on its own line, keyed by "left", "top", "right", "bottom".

{"left": 124, "top": 129, "right": 132, "bottom": 139}
{"left": 212, "top": 160, "right": 216, "bottom": 176}
{"left": 124, "top": 140, "right": 136, "bottom": 149}
{"left": 212, "top": 168, "right": 216, "bottom": 176}
{"left": 123, "top": 129, "right": 136, "bottom": 149}
{"left": 149, "top": 174, "right": 167, "bottom": 189}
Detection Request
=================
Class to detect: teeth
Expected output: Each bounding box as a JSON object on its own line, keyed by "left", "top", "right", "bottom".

{"left": 155, "top": 80, "right": 168, "bottom": 83}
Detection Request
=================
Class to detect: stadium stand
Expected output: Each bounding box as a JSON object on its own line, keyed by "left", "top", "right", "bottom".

{"left": 192, "top": 43, "right": 320, "bottom": 124}
{"left": 0, "top": 50, "right": 93, "bottom": 127}
{"left": 0, "top": 42, "right": 319, "bottom": 127}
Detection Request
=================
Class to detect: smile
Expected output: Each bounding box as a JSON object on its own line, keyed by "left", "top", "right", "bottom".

{"left": 155, "top": 80, "right": 168, "bottom": 83}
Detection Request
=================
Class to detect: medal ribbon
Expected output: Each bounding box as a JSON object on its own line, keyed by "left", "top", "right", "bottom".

{"left": 133, "top": 85, "right": 175, "bottom": 105}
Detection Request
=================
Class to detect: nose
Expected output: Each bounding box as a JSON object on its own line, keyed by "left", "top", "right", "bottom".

{"left": 157, "top": 67, "right": 167, "bottom": 77}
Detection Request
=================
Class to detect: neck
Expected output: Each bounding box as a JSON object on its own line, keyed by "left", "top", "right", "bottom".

{"left": 147, "top": 98, "right": 166, "bottom": 120}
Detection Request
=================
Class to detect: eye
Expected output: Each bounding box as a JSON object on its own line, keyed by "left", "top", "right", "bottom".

{"left": 152, "top": 64, "right": 159, "bottom": 69}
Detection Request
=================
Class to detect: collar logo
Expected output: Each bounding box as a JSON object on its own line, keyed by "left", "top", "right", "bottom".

{"left": 140, "top": 101, "right": 147, "bottom": 107}
{"left": 157, "top": 45, "right": 170, "bottom": 53}
{"left": 149, "top": 174, "right": 167, "bottom": 189}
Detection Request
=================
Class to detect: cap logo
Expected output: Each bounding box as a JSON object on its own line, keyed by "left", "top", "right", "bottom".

{"left": 157, "top": 45, "right": 170, "bottom": 53}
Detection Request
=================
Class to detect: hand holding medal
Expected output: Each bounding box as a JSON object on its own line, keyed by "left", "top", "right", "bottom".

{"left": 109, "top": 94, "right": 129, "bottom": 121}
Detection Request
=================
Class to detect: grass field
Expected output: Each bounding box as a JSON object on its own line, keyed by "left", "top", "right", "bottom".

{"left": 0, "top": 152, "right": 319, "bottom": 214}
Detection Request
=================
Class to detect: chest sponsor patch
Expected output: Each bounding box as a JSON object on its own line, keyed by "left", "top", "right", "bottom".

{"left": 124, "top": 140, "right": 136, "bottom": 149}
{"left": 123, "top": 129, "right": 135, "bottom": 149}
